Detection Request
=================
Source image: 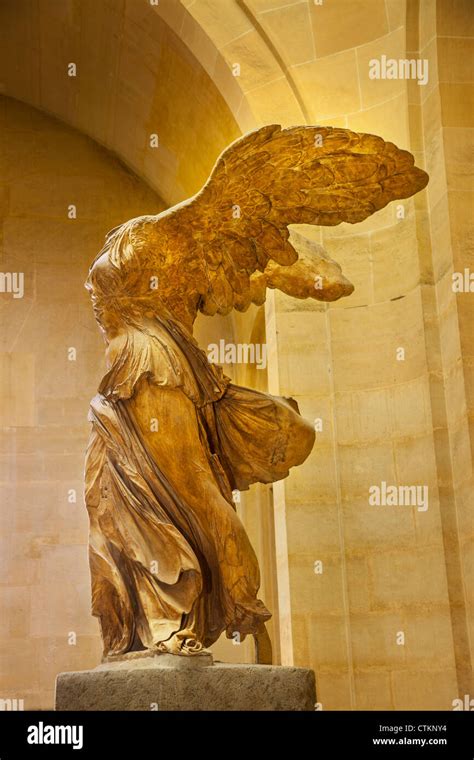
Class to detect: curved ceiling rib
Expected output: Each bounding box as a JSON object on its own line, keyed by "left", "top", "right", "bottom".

{"left": 0, "top": 0, "right": 247, "bottom": 206}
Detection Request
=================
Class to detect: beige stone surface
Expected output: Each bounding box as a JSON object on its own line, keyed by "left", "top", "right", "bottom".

{"left": 220, "top": 30, "right": 283, "bottom": 92}
{"left": 0, "top": 0, "right": 241, "bottom": 205}
{"left": 244, "top": 77, "right": 304, "bottom": 126}
{"left": 257, "top": 3, "right": 315, "bottom": 68}
{"left": 440, "top": 83, "right": 474, "bottom": 128}
{"left": 347, "top": 94, "right": 410, "bottom": 150}
{"left": 292, "top": 50, "right": 361, "bottom": 121}
{"left": 309, "top": 0, "right": 389, "bottom": 58}
{"left": 438, "top": 36, "right": 474, "bottom": 83}
{"left": 391, "top": 669, "right": 459, "bottom": 710}
{"left": 356, "top": 28, "right": 407, "bottom": 110}
{"left": 436, "top": 0, "right": 474, "bottom": 37}
{"left": 323, "top": 233, "right": 372, "bottom": 308}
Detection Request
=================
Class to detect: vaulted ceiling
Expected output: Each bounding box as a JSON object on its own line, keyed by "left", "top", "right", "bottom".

{"left": 0, "top": 0, "right": 242, "bottom": 206}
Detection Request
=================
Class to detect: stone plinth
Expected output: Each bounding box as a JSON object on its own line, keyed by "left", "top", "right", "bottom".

{"left": 55, "top": 652, "right": 316, "bottom": 711}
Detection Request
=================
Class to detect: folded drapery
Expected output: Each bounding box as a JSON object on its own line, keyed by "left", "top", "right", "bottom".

{"left": 85, "top": 316, "right": 314, "bottom": 656}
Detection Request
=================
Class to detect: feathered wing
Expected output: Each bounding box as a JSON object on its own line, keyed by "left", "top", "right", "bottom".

{"left": 156, "top": 124, "right": 429, "bottom": 315}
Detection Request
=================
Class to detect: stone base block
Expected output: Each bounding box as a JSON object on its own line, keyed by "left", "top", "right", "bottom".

{"left": 55, "top": 652, "right": 316, "bottom": 711}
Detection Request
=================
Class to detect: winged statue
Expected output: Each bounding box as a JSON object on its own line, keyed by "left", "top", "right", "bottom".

{"left": 84, "top": 125, "right": 428, "bottom": 663}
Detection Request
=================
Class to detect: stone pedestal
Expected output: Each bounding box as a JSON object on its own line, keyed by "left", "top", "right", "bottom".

{"left": 55, "top": 651, "right": 316, "bottom": 711}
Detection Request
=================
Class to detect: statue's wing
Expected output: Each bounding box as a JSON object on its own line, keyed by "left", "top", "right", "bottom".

{"left": 158, "top": 124, "right": 428, "bottom": 315}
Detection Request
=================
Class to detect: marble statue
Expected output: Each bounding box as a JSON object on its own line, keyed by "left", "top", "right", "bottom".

{"left": 84, "top": 125, "right": 428, "bottom": 663}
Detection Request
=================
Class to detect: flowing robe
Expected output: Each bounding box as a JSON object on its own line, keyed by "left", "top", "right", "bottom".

{"left": 85, "top": 312, "right": 315, "bottom": 655}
